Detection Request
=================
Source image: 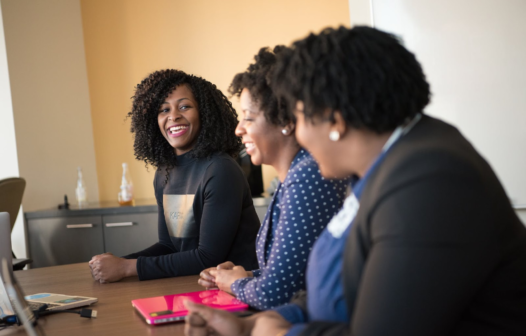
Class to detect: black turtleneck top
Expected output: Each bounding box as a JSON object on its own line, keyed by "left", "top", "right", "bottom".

{"left": 124, "top": 152, "right": 260, "bottom": 280}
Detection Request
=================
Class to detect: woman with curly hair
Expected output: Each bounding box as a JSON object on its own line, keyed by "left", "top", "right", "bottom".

{"left": 197, "top": 46, "right": 348, "bottom": 310}
{"left": 89, "top": 69, "right": 260, "bottom": 283}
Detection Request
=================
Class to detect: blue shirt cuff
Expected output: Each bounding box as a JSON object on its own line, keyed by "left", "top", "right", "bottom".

{"left": 231, "top": 277, "right": 252, "bottom": 302}
{"left": 273, "top": 303, "right": 308, "bottom": 324}
{"left": 286, "top": 324, "right": 307, "bottom": 336}
{"left": 251, "top": 269, "right": 262, "bottom": 277}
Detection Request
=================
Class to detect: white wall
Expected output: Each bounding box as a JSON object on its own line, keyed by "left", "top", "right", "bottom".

{"left": 348, "top": 0, "right": 373, "bottom": 26}
{"left": 0, "top": 2, "right": 25, "bottom": 258}
{"left": 349, "top": 0, "right": 526, "bottom": 209}
{"left": 1, "top": 0, "right": 99, "bottom": 212}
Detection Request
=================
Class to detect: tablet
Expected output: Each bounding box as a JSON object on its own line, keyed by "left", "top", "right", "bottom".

{"left": 132, "top": 289, "right": 248, "bottom": 325}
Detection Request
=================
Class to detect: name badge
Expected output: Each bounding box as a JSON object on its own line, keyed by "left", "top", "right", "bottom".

{"left": 327, "top": 193, "right": 359, "bottom": 238}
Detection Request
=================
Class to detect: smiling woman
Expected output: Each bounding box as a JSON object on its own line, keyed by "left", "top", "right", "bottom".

{"left": 88, "top": 69, "right": 260, "bottom": 283}
{"left": 157, "top": 85, "right": 201, "bottom": 156}
{"left": 196, "top": 47, "right": 348, "bottom": 311}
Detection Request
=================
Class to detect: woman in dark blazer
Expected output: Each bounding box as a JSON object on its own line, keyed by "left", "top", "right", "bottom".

{"left": 184, "top": 26, "right": 526, "bottom": 336}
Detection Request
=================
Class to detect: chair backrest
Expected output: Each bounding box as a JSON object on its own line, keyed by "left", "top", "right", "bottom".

{"left": 0, "top": 212, "right": 13, "bottom": 275}
{"left": 0, "top": 177, "right": 26, "bottom": 232}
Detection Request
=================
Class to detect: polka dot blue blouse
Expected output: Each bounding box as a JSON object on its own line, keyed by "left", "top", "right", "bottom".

{"left": 231, "top": 149, "right": 349, "bottom": 310}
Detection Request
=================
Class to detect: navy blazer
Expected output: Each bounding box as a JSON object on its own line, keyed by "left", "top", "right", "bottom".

{"left": 299, "top": 116, "right": 526, "bottom": 335}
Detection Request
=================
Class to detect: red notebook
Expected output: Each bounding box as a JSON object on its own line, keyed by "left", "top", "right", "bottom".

{"left": 132, "top": 289, "right": 248, "bottom": 325}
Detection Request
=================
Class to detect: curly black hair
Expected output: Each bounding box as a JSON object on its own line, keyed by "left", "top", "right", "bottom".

{"left": 229, "top": 46, "right": 293, "bottom": 126}
{"left": 128, "top": 69, "right": 241, "bottom": 171}
{"left": 272, "top": 26, "right": 431, "bottom": 133}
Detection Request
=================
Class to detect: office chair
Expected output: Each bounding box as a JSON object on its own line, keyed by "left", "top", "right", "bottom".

{"left": 0, "top": 177, "right": 31, "bottom": 270}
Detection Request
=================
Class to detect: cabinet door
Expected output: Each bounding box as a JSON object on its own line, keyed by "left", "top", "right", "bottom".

{"left": 27, "top": 216, "right": 104, "bottom": 268}
{"left": 254, "top": 205, "right": 268, "bottom": 224}
{"left": 102, "top": 213, "right": 158, "bottom": 257}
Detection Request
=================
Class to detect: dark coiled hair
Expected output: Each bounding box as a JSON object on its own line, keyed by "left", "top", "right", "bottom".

{"left": 128, "top": 69, "right": 241, "bottom": 170}
{"left": 272, "top": 26, "right": 431, "bottom": 133}
{"left": 229, "top": 46, "right": 293, "bottom": 126}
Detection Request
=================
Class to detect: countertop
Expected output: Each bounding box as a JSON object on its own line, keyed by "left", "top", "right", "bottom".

{"left": 25, "top": 197, "right": 271, "bottom": 219}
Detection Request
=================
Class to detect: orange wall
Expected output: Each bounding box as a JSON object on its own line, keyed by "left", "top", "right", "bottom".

{"left": 80, "top": 0, "right": 350, "bottom": 202}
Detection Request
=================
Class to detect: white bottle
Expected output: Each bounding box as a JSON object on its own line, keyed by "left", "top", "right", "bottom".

{"left": 118, "top": 163, "right": 134, "bottom": 206}
{"left": 75, "top": 167, "right": 88, "bottom": 207}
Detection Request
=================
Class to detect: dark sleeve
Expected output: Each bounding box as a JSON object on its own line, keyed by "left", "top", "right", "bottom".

{"left": 273, "top": 290, "right": 309, "bottom": 325}
{"left": 295, "top": 323, "right": 348, "bottom": 336}
{"left": 122, "top": 171, "right": 176, "bottom": 260}
{"left": 282, "top": 292, "right": 346, "bottom": 335}
{"left": 301, "top": 172, "right": 496, "bottom": 336}
{"left": 135, "top": 159, "right": 250, "bottom": 279}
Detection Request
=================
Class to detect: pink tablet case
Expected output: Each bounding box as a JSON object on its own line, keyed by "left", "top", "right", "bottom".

{"left": 132, "top": 289, "right": 248, "bottom": 325}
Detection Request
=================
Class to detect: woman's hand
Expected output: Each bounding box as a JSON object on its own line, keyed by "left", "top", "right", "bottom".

{"left": 252, "top": 311, "right": 291, "bottom": 336}
{"left": 198, "top": 267, "right": 218, "bottom": 289}
{"left": 209, "top": 265, "right": 251, "bottom": 294}
{"left": 88, "top": 253, "right": 137, "bottom": 283}
{"left": 198, "top": 261, "right": 236, "bottom": 289}
{"left": 184, "top": 300, "right": 255, "bottom": 336}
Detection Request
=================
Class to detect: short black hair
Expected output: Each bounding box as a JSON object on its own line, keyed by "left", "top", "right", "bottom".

{"left": 128, "top": 69, "right": 241, "bottom": 169}
{"left": 229, "top": 46, "right": 293, "bottom": 126}
{"left": 272, "top": 26, "right": 431, "bottom": 133}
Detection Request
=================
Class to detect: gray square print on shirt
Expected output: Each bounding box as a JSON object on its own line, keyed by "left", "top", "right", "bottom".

{"left": 163, "top": 194, "right": 197, "bottom": 238}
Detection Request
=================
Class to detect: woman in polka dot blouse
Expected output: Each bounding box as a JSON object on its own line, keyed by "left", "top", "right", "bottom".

{"left": 197, "top": 46, "right": 349, "bottom": 310}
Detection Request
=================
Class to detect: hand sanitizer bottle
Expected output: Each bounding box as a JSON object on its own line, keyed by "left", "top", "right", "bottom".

{"left": 75, "top": 167, "right": 88, "bottom": 208}
{"left": 118, "top": 163, "right": 134, "bottom": 206}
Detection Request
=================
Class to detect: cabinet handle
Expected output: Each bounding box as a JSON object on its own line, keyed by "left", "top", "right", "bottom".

{"left": 66, "top": 224, "right": 93, "bottom": 229}
{"left": 105, "top": 222, "right": 133, "bottom": 227}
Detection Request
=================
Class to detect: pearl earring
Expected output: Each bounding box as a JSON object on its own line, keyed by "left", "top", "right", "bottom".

{"left": 329, "top": 130, "right": 340, "bottom": 141}
{"left": 282, "top": 129, "right": 288, "bottom": 135}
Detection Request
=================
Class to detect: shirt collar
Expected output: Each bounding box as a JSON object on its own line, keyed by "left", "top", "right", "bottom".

{"left": 288, "top": 148, "right": 310, "bottom": 172}
{"left": 351, "top": 113, "right": 422, "bottom": 197}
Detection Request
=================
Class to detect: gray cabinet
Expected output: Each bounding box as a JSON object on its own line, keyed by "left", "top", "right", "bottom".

{"left": 253, "top": 198, "right": 269, "bottom": 223}
{"left": 102, "top": 213, "right": 158, "bottom": 257}
{"left": 27, "top": 215, "right": 104, "bottom": 268}
{"left": 25, "top": 200, "right": 158, "bottom": 268}
{"left": 27, "top": 213, "right": 158, "bottom": 268}
{"left": 25, "top": 198, "right": 270, "bottom": 268}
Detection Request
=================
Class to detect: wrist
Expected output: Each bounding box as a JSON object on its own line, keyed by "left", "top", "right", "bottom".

{"left": 224, "top": 282, "right": 234, "bottom": 294}
{"left": 124, "top": 259, "right": 138, "bottom": 277}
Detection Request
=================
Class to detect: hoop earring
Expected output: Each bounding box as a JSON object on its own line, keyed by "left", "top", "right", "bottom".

{"left": 282, "top": 129, "right": 288, "bottom": 135}
{"left": 329, "top": 130, "right": 340, "bottom": 142}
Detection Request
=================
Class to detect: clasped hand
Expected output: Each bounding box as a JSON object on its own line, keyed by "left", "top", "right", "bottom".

{"left": 198, "top": 261, "right": 252, "bottom": 294}
{"left": 88, "top": 252, "right": 137, "bottom": 283}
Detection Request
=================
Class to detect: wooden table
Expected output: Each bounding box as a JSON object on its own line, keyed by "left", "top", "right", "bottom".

{"left": 1, "top": 263, "right": 202, "bottom": 336}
